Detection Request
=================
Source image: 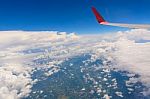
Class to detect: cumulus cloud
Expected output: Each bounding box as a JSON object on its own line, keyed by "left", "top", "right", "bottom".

{"left": 112, "top": 30, "right": 150, "bottom": 95}
{"left": 80, "top": 29, "right": 150, "bottom": 95}
{"left": 0, "top": 64, "right": 32, "bottom": 99}
{"left": 0, "top": 29, "right": 150, "bottom": 98}
{"left": 0, "top": 31, "right": 79, "bottom": 99}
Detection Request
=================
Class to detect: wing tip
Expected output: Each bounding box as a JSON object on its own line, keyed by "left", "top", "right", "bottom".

{"left": 91, "top": 6, "right": 108, "bottom": 24}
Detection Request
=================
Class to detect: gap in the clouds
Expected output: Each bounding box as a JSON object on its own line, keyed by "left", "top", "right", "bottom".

{"left": 24, "top": 54, "right": 147, "bottom": 99}
{"left": 135, "top": 39, "right": 150, "bottom": 43}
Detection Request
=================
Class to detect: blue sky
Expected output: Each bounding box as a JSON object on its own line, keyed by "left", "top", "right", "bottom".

{"left": 0, "top": 0, "right": 150, "bottom": 34}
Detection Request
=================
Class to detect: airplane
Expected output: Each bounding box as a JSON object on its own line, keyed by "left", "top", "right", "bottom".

{"left": 91, "top": 7, "right": 150, "bottom": 29}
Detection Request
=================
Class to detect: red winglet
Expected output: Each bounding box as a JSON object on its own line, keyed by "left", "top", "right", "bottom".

{"left": 91, "top": 7, "right": 107, "bottom": 24}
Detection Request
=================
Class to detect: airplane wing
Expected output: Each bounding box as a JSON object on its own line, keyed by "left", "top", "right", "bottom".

{"left": 91, "top": 7, "right": 150, "bottom": 29}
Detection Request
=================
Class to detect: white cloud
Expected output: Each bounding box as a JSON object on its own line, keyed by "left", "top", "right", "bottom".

{"left": 0, "top": 64, "right": 32, "bottom": 99}
{"left": 112, "top": 30, "right": 150, "bottom": 95}
{"left": 80, "top": 29, "right": 150, "bottom": 95}
{"left": 0, "top": 31, "right": 79, "bottom": 99}
{"left": 0, "top": 29, "right": 150, "bottom": 98}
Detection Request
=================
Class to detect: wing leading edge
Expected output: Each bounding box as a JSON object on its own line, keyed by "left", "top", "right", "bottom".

{"left": 91, "top": 7, "right": 150, "bottom": 29}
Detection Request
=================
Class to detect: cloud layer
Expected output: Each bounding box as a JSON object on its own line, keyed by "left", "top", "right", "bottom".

{"left": 0, "top": 29, "right": 150, "bottom": 98}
